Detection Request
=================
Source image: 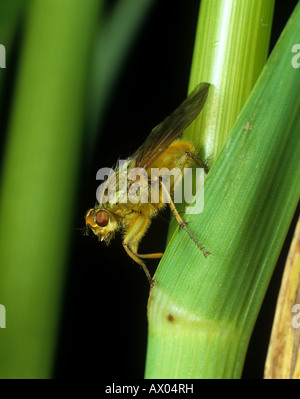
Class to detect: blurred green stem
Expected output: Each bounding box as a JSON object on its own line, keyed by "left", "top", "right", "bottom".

{"left": 0, "top": 0, "right": 100, "bottom": 378}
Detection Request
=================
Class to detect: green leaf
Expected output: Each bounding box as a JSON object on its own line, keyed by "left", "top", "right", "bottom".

{"left": 145, "top": 2, "right": 300, "bottom": 379}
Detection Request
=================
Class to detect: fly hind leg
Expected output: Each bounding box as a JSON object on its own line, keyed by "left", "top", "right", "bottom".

{"left": 160, "top": 180, "right": 211, "bottom": 257}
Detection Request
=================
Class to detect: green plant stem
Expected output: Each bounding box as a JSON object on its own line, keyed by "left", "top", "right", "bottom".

{"left": 145, "top": 2, "right": 300, "bottom": 379}
{"left": 167, "top": 0, "right": 274, "bottom": 241}
{"left": 0, "top": 0, "right": 100, "bottom": 378}
{"left": 186, "top": 0, "right": 275, "bottom": 163}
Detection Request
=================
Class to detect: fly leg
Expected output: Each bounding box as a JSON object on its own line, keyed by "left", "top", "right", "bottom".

{"left": 122, "top": 215, "right": 162, "bottom": 286}
{"left": 160, "top": 180, "right": 211, "bottom": 257}
{"left": 185, "top": 152, "right": 209, "bottom": 174}
{"left": 123, "top": 244, "right": 154, "bottom": 286}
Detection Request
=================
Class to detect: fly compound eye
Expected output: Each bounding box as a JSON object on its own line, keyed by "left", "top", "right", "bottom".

{"left": 96, "top": 210, "right": 109, "bottom": 227}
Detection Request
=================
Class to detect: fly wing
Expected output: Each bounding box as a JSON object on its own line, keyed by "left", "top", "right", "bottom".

{"left": 132, "top": 82, "right": 210, "bottom": 170}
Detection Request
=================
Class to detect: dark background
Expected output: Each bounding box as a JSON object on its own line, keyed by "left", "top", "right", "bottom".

{"left": 51, "top": 1, "right": 299, "bottom": 379}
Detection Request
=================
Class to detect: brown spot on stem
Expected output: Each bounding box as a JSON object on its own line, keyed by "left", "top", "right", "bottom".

{"left": 167, "top": 314, "right": 174, "bottom": 322}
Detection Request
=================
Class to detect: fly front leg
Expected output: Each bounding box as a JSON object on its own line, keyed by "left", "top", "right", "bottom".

{"left": 122, "top": 214, "right": 162, "bottom": 286}
{"left": 123, "top": 243, "right": 154, "bottom": 286}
